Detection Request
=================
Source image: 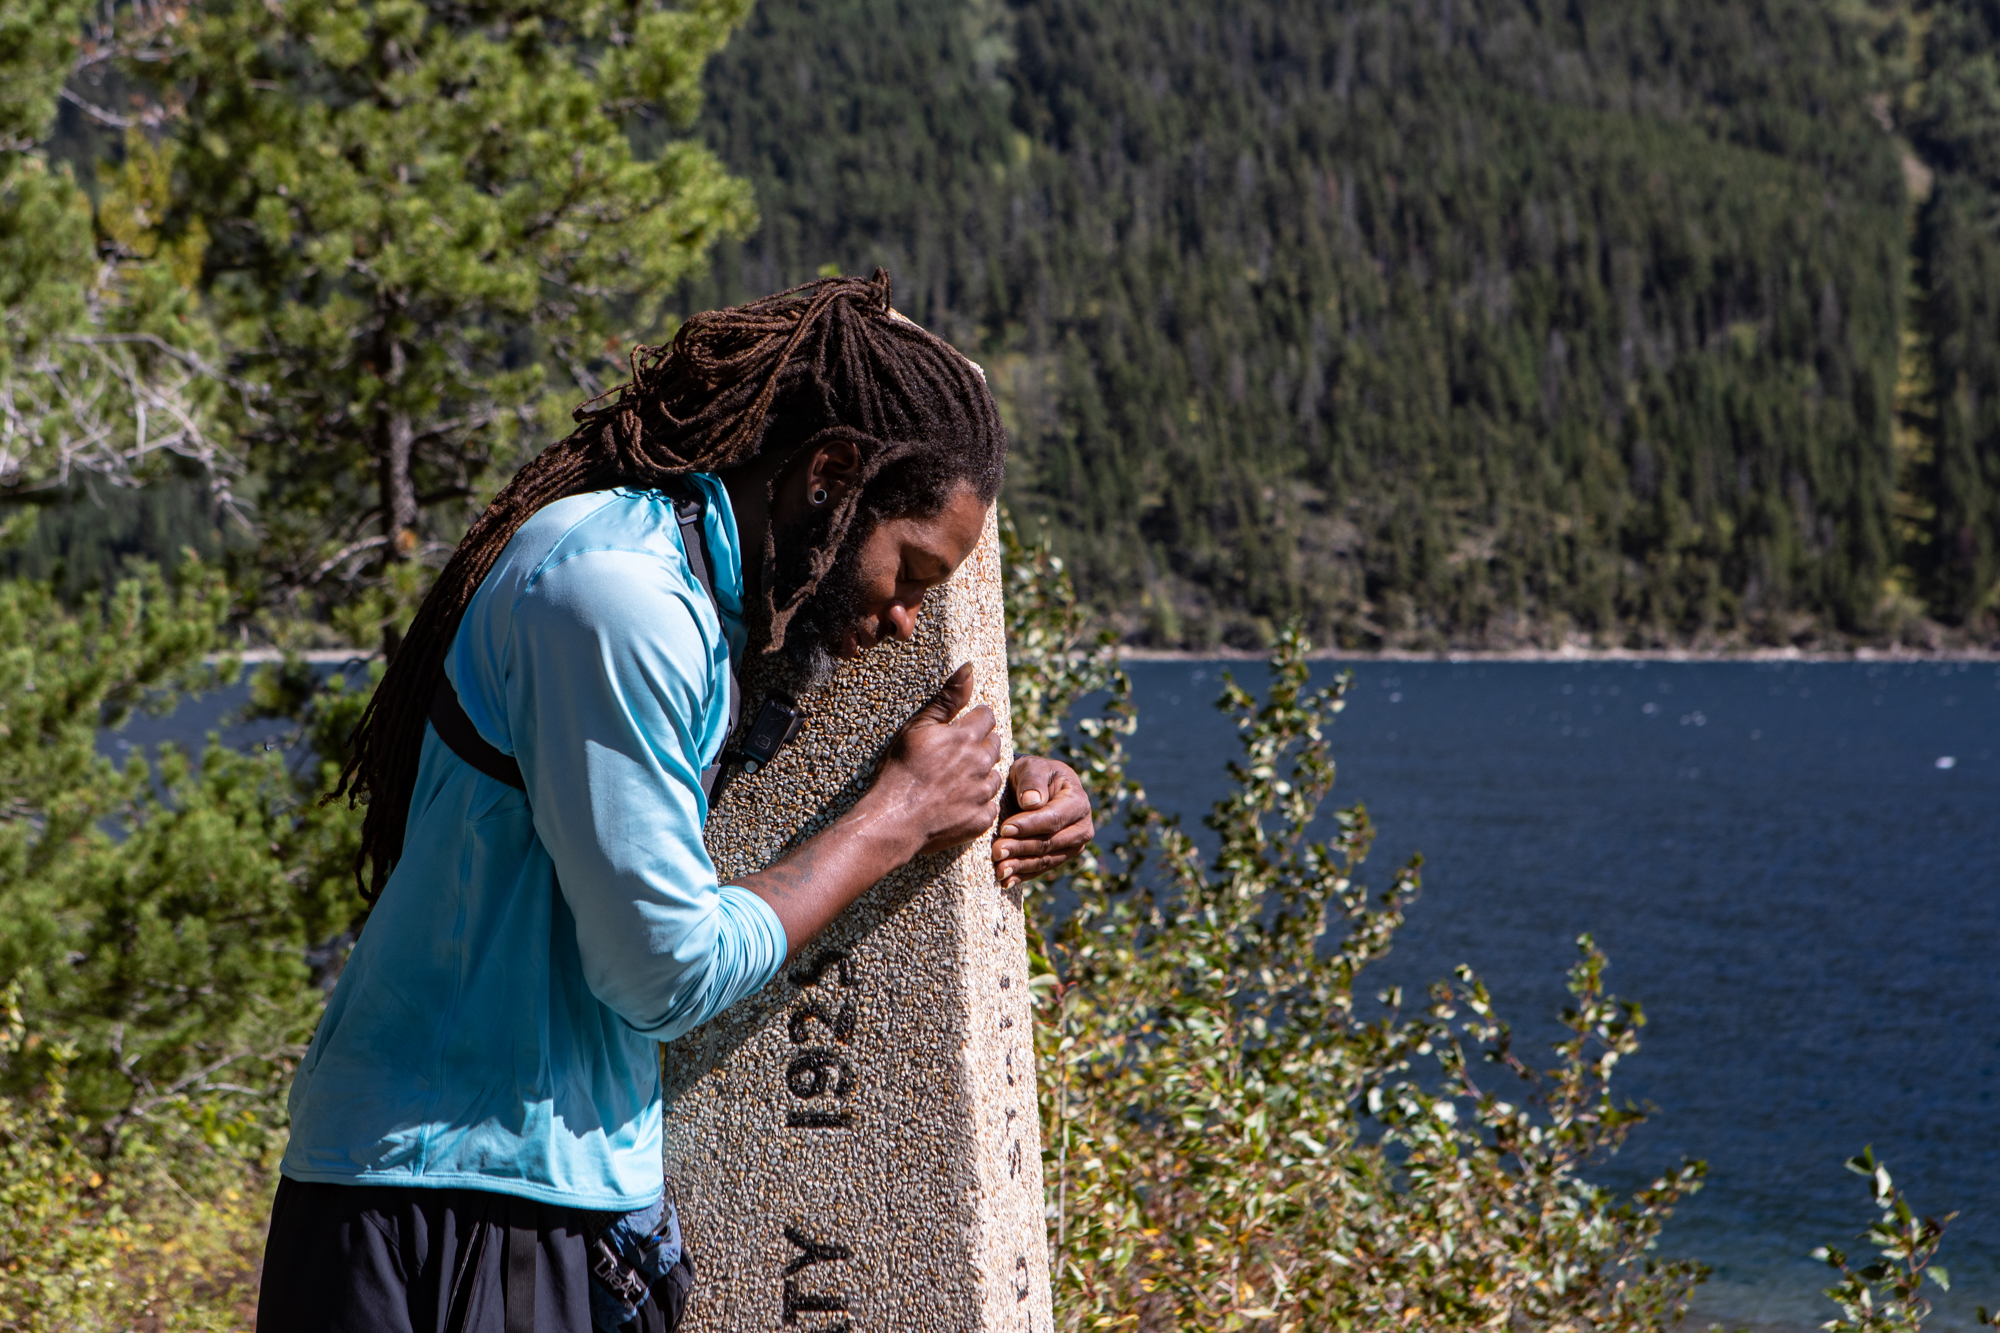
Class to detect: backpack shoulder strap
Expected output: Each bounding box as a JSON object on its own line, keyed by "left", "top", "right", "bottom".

{"left": 664, "top": 486, "right": 719, "bottom": 613}
{"left": 429, "top": 676, "right": 525, "bottom": 790}
{"left": 659, "top": 480, "right": 742, "bottom": 794}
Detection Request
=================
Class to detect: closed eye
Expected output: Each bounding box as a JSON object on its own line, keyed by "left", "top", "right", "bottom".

{"left": 903, "top": 551, "right": 953, "bottom": 586}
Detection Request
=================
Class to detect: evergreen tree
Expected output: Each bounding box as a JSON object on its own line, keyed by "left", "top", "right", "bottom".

{"left": 0, "top": 0, "right": 238, "bottom": 519}
{"left": 1905, "top": 0, "right": 2000, "bottom": 629}
{"left": 0, "top": 555, "right": 367, "bottom": 1134}
{"left": 156, "top": 0, "right": 759, "bottom": 648}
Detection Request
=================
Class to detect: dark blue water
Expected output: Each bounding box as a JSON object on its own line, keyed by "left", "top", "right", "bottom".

{"left": 1122, "top": 658, "right": 2000, "bottom": 1330}
{"left": 114, "top": 658, "right": 2000, "bottom": 1327}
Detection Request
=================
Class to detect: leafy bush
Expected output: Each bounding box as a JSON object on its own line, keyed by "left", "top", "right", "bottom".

{"left": 1812, "top": 1146, "right": 1998, "bottom": 1333}
{"left": 0, "top": 981, "right": 270, "bottom": 1332}
{"left": 1005, "top": 518, "right": 1708, "bottom": 1331}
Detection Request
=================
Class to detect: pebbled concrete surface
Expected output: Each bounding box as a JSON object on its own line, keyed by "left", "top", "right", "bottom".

{"left": 664, "top": 509, "right": 1053, "bottom": 1333}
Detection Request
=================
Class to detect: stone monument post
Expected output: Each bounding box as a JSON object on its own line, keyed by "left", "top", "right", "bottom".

{"left": 664, "top": 509, "right": 1053, "bottom": 1333}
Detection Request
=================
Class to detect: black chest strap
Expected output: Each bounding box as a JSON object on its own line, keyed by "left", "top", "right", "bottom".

{"left": 430, "top": 676, "right": 526, "bottom": 790}
{"left": 667, "top": 486, "right": 742, "bottom": 796}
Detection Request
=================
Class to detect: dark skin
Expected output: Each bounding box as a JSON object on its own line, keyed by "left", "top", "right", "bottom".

{"left": 717, "top": 441, "right": 1095, "bottom": 958}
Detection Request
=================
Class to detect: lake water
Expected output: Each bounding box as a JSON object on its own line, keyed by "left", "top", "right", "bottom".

{"left": 1122, "top": 658, "right": 2000, "bottom": 1331}
{"left": 112, "top": 657, "right": 1999, "bottom": 1328}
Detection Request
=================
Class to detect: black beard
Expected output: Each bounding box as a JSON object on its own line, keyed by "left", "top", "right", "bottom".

{"left": 770, "top": 514, "right": 874, "bottom": 690}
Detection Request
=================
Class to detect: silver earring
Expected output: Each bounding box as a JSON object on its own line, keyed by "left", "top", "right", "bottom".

{"left": 810, "top": 486, "right": 829, "bottom": 506}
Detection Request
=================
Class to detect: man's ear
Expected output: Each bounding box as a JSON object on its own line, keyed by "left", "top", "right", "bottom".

{"left": 807, "top": 438, "right": 864, "bottom": 505}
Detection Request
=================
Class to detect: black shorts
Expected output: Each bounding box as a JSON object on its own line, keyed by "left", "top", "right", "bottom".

{"left": 256, "top": 1177, "right": 690, "bottom": 1333}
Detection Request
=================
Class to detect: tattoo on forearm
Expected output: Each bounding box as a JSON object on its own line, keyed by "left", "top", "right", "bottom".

{"left": 728, "top": 838, "right": 828, "bottom": 904}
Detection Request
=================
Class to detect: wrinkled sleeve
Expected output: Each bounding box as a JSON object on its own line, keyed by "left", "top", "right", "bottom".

{"left": 506, "top": 548, "right": 787, "bottom": 1041}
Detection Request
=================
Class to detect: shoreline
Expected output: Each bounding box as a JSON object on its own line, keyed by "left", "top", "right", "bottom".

{"left": 220, "top": 648, "right": 381, "bottom": 664}
{"left": 210, "top": 645, "right": 2000, "bottom": 667}
{"left": 1116, "top": 645, "right": 2000, "bottom": 663}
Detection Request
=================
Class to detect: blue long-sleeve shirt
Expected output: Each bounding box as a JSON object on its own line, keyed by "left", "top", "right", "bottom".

{"left": 281, "top": 478, "right": 789, "bottom": 1211}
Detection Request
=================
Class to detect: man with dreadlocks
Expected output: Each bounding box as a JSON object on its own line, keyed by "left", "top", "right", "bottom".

{"left": 255, "top": 274, "right": 1093, "bottom": 1333}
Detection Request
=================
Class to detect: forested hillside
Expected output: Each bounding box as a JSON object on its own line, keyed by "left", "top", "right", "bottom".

{"left": 1907, "top": 2, "right": 2000, "bottom": 640}
{"left": 9, "top": 0, "right": 1998, "bottom": 651}
{"left": 683, "top": 0, "right": 2000, "bottom": 650}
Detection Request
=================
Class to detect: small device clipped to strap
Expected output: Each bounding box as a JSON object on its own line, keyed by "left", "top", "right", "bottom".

{"left": 702, "top": 692, "right": 804, "bottom": 804}
{"left": 733, "top": 695, "right": 805, "bottom": 776}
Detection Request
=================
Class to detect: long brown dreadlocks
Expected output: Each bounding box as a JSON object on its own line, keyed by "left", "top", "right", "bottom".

{"left": 332, "top": 270, "right": 1006, "bottom": 901}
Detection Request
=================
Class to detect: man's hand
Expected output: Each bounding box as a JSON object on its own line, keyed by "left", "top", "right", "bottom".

{"left": 734, "top": 662, "right": 1004, "bottom": 959}
{"left": 992, "top": 755, "right": 1094, "bottom": 889}
{"left": 872, "top": 662, "right": 1007, "bottom": 855}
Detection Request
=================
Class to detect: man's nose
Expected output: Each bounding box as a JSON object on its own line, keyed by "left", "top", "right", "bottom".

{"left": 885, "top": 600, "right": 920, "bottom": 641}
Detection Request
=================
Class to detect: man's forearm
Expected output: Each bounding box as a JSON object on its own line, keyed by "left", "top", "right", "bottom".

{"left": 726, "top": 789, "right": 924, "bottom": 961}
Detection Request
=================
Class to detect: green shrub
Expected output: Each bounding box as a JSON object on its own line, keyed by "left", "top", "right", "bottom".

{"left": 1812, "top": 1146, "right": 1998, "bottom": 1333}
{"left": 1005, "top": 518, "right": 1707, "bottom": 1330}
{"left": 0, "top": 982, "right": 271, "bottom": 1332}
